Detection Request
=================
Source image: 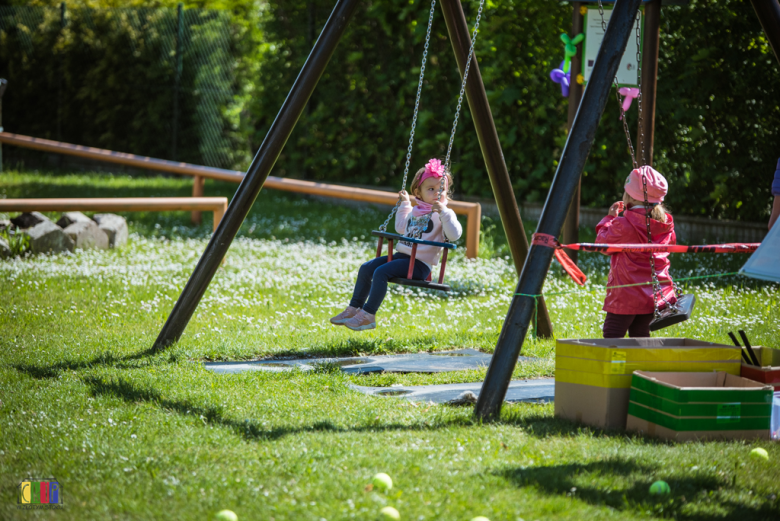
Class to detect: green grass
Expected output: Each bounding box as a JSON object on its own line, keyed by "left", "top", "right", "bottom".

{"left": 1, "top": 170, "right": 779, "bottom": 520}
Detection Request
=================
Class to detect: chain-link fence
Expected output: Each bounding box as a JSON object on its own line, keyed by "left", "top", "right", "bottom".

{"left": 0, "top": 4, "right": 245, "bottom": 169}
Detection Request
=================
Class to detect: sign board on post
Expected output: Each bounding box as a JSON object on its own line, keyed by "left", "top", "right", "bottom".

{"left": 582, "top": 5, "right": 644, "bottom": 87}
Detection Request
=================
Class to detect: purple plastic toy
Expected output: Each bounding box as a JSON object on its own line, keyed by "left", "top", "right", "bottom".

{"left": 550, "top": 61, "right": 571, "bottom": 97}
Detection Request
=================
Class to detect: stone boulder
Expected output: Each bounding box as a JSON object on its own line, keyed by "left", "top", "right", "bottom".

{"left": 56, "top": 211, "right": 92, "bottom": 229}
{"left": 0, "top": 237, "right": 10, "bottom": 258}
{"left": 10, "top": 211, "right": 50, "bottom": 229}
{"left": 64, "top": 220, "right": 109, "bottom": 250}
{"left": 25, "top": 220, "right": 74, "bottom": 254}
{"left": 93, "top": 213, "right": 128, "bottom": 248}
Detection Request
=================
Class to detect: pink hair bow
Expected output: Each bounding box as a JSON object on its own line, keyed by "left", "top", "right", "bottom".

{"left": 425, "top": 158, "right": 445, "bottom": 178}
{"left": 618, "top": 87, "right": 640, "bottom": 119}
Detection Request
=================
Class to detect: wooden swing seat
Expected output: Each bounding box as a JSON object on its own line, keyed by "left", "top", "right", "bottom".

{"left": 371, "top": 230, "right": 456, "bottom": 292}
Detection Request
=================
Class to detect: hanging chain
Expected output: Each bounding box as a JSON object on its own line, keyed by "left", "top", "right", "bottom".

{"left": 634, "top": 10, "right": 645, "bottom": 166}
{"left": 414, "top": 0, "right": 485, "bottom": 242}
{"left": 641, "top": 172, "right": 673, "bottom": 319}
{"left": 615, "top": 78, "right": 638, "bottom": 170}
{"left": 379, "top": 0, "right": 437, "bottom": 232}
{"left": 598, "top": 0, "right": 607, "bottom": 32}
{"left": 442, "top": 0, "right": 485, "bottom": 182}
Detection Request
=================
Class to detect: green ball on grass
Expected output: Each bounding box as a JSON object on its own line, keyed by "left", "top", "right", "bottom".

{"left": 649, "top": 480, "right": 670, "bottom": 495}
{"left": 214, "top": 510, "right": 238, "bottom": 521}
{"left": 750, "top": 447, "right": 769, "bottom": 462}
{"left": 372, "top": 472, "right": 393, "bottom": 491}
{"left": 470, "top": 517, "right": 491, "bottom": 521}
{"left": 379, "top": 506, "right": 400, "bottom": 520}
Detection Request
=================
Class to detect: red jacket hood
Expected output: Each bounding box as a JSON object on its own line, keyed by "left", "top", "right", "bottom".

{"left": 623, "top": 207, "right": 675, "bottom": 243}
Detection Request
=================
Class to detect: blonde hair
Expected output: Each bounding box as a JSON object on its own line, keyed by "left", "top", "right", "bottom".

{"left": 623, "top": 192, "right": 669, "bottom": 222}
{"left": 410, "top": 166, "right": 454, "bottom": 199}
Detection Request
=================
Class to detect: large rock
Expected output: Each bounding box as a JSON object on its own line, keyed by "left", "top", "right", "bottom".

{"left": 64, "top": 220, "right": 109, "bottom": 250}
{"left": 93, "top": 213, "right": 128, "bottom": 248}
{"left": 25, "top": 220, "right": 74, "bottom": 254}
{"left": 11, "top": 211, "right": 50, "bottom": 229}
{"left": 0, "top": 238, "right": 10, "bottom": 258}
{"left": 56, "top": 211, "right": 92, "bottom": 229}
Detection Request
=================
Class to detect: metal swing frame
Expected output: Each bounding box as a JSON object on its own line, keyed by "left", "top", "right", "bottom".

{"left": 152, "top": 0, "right": 554, "bottom": 351}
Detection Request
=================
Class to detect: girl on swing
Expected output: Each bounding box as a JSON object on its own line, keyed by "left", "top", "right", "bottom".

{"left": 330, "top": 159, "right": 463, "bottom": 331}
{"left": 597, "top": 166, "right": 677, "bottom": 338}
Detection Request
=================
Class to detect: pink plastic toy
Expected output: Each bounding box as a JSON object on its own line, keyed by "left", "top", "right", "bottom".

{"left": 618, "top": 87, "right": 640, "bottom": 119}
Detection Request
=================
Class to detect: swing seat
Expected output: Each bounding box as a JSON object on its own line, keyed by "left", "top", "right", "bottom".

{"left": 371, "top": 230, "right": 455, "bottom": 292}
{"left": 649, "top": 293, "right": 696, "bottom": 331}
{"left": 388, "top": 277, "right": 451, "bottom": 292}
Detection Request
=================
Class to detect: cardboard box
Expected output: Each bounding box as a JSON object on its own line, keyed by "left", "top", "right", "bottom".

{"left": 740, "top": 347, "right": 780, "bottom": 391}
{"left": 626, "top": 371, "right": 773, "bottom": 441}
{"left": 555, "top": 338, "right": 741, "bottom": 430}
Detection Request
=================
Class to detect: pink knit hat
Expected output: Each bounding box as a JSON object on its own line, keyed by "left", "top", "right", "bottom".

{"left": 624, "top": 165, "right": 668, "bottom": 203}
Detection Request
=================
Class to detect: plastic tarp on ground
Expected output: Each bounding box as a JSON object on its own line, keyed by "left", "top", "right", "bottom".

{"left": 740, "top": 222, "right": 780, "bottom": 282}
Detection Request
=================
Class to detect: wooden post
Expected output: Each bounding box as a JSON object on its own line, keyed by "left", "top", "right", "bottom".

{"left": 439, "top": 0, "right": 553, "bottom": 337}
{"left": 562, "top": 2, "right": 585, "bottom": 264}
{"left": 638, "top": 0, "right": 661, "bottom": 167}
{"left": 191, "top": 175, "right": 204, "bottom": 224}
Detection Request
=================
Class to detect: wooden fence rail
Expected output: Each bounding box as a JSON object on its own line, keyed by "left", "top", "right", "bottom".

{"left": 0, "top": 197, "right": 228, "bottom": 232}
{"left": 0, "top": 132, "right": 482, "bottom": 257}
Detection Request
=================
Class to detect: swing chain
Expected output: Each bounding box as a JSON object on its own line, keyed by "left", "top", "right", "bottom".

{"left": 615, "top": 78, "right": 638, "bottom": 170}
{"left": 634, "top": 10, "right": 644, "bottom": 164}
{"left": 417, "top": 0, "right": 485, "bottom": 242}
{"left": 598, "top": 0, "right": 607, "bottom": 32}
{"left": 379, "top": 0, "right": 438, "bottom": 232}
{"left": 442, "top": 0, "right": 485, "bottom": 179}
{"left": 642, "top": 172, "right": 678, "bottom": 319}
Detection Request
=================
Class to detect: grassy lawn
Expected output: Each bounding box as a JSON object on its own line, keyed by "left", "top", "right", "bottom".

{"left": 1, "top": 170, "right": 779, "bottom": 520}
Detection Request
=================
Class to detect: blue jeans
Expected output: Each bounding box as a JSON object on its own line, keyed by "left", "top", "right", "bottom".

{"left": 349, "top": 253, "right": 432, "bottom": 314}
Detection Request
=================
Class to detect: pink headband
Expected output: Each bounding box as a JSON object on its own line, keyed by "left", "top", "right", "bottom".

{"left": 419, "top": 158, "right": 448, "bottom": 190}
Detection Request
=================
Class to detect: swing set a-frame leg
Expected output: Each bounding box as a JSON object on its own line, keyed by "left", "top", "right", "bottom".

{"left": 475, "top": 0, "right": 644, "bottom": 421}
{"left": 439, "top": 0, "right": 554, "bottom": 339}
{"left": 152, "top": 0, "right": 361, "bottom": 351}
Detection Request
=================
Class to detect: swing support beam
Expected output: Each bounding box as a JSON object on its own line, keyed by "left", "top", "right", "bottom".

{"left": 439, "top": 0, "right": 554, "bottom": 338}
{"left": 750, "top": 0, "right": 780, "bottom": 65}
{"left": 152, "top": 0, "right": 361, "bottom": 351}
{"left": 475, "top": 0, "right": 644, "bottom": 421}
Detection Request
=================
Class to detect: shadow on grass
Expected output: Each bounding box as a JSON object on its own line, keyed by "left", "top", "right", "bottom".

{"left": 11, "top": 347, "right": 173, "bottom": 379}
{"left": 82, "top": 374, "right": 452, "bottom": 441}
{"left": 499, "top": 459, "right": 779, "bottom": 520}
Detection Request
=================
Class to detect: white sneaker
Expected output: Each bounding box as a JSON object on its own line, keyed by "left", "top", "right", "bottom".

{"left": 343, "top": 310, "right": 376, "bottom": 331}
{"left": 330, "top": 306, "right": 360, "bottom": 325}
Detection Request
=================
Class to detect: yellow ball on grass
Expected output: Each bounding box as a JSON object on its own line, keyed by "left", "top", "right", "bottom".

{"left": 214, "top": 510, "right": 238, "bottom": 521}
{"left": 372, "top": 472, "right": 393, "bottom": 491}
{"left": 379, "top": 506, "right": 400, "bottom": 520}
{"left": 750, "top": 447, "right": 769, "bottom": 462}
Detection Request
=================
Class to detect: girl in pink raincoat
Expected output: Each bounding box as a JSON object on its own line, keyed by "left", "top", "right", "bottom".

{"left": 596, "top": 166, "right": 677, "bottom": 338}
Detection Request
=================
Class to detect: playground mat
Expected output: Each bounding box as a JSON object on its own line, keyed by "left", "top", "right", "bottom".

{"left": 350, "top": 379, "right": 555, "bottom": 404}
{"left": 203, "top": 349, "right": 536, "bottom": 375}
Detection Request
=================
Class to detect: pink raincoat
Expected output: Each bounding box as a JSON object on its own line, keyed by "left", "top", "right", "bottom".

{"left": 596, "top": 207, "right": 677, "bottom": 315}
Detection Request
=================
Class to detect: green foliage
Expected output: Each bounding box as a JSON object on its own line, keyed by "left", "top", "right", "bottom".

{"left": 254, "top": 0, "right": 779, "bottom": 222}
{"left": 0, "top": 227, "right": 30, "bottom": 256}
{"left": 0, "top": 2, "right": 259, "bottom": 167}
{"left": 252, "top": 0, "right": 571, "bottom": 201}
{"left": 2, "top": 0, "right": 779, "bottom": 222}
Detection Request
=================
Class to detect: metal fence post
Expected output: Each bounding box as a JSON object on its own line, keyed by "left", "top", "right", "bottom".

{"left": 57, "top": 2, "right": 66, "bottom": 144}
{"left": 474, "top": 0, "right": 643, "bottom": 422}
{"left": 152, "top": 0, "right": 361, "bottom": 351}
{"left": 173, "top": 3, "right": 183, "bottom": 162}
